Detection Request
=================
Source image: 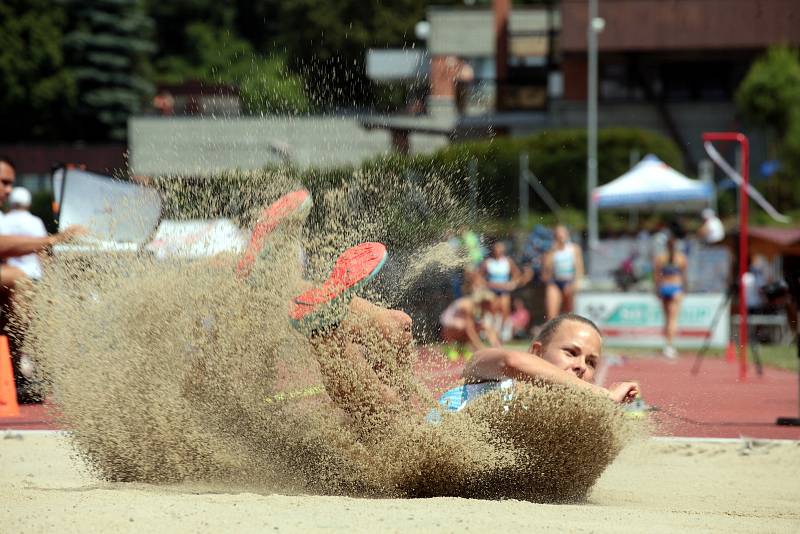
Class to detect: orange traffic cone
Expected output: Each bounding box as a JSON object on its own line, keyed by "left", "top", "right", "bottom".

{"left": 0, "top": 335, "right": 20, "bottom": 417}
{"left": 725, "top": 341, "right": 736, "bottom": 364}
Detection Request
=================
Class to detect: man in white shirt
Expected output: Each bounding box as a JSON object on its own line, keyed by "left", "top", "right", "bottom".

{"left": 1, "top": 187, "right": 47, "bottom": 280}
{"left": 0, "top": 157, "right": 85, "bottom": 292}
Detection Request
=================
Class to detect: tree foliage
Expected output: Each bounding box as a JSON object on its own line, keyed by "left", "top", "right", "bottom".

{"left": 735, "top": 46, "right": 800, "bottom": 138}
{"left": 64, "top": 0, "right": 156, "bottom": 140}
{"left": 736, "top": 46, "right": 800, "bottom": 208}
{"left": 0, "top": 0, "right": 77, "bottom": 141}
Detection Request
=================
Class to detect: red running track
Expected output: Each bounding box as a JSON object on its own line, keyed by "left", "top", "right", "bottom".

{"left": 2, "top": 349, "right": 799, "bottom": 440}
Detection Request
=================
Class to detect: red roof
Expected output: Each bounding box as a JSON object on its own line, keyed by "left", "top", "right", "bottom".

{"left": 748, "top": 226, "right": 800, "bottom": 246}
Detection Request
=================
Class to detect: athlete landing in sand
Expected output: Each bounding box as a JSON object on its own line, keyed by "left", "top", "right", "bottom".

{"left": 252, "top": 189, "right": 640, "bottom": 433}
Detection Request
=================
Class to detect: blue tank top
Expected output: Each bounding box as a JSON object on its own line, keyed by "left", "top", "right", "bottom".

{"left": 426, "top": 379, "right": 514, "bottom": 423}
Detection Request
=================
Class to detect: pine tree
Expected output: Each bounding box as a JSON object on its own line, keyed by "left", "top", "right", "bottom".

{"left": 64, "top": 0, "right": 155, "bottom": 140}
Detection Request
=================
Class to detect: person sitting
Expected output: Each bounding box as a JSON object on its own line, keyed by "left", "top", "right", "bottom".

{"left": 439, "top": 289, "right": 500, "bottom": 359}
{"left": 510, "top": 297, "right": 531, "bottom": 339}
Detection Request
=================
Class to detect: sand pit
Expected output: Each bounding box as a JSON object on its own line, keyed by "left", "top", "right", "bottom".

{"left": 2, "top": 432, "right": 798, "bottom": 533}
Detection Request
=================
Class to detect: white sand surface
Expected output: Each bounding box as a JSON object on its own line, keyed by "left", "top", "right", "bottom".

{"left": 2, "top": 432, "right": 799, "bottom": 533}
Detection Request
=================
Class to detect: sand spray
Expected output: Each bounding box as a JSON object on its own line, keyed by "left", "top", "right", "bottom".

{"left": 22, "top": 169, "right": 642, "bottom": 501}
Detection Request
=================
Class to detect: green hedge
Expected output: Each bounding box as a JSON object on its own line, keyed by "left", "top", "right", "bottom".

{"left": 332, "top": 127, "right": 683, "bottom": 224}
{"left": 147, "top": 127, "right": 683, "bottom": 250}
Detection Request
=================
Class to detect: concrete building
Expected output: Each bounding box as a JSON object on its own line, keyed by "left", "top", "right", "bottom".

{"left": 128, "top": 116, "right": 448, "bottom": 176}
{"left": 364, "top": 0, "right": 800, "bottom": 169}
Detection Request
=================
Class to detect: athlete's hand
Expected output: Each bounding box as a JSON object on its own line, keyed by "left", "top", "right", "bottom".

{"left": 606, "top": 381, "right": 640, "bottom": 404}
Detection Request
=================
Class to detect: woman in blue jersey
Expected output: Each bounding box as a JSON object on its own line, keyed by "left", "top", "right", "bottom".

{"left": 542, "top": 225, "right": 584, "bottom": 320}
{"left": 479, "top": 242, "right": 522, "bottom": 342}
{"left": 653, "top": 232, "right": 687, "bottom": 359}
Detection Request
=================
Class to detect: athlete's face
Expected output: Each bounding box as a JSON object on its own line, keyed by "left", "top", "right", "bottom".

{"left": 492, "top": 243, "right": 505, "bottom": 258}
{"left": 554, "top": 225, "right": 569, "bottom": 244}
{"left": 531, "top": 320, "right": 601, "bottom": 383}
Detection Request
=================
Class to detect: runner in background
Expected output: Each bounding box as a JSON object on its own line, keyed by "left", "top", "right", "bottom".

{"left": 653, "top": 230, "right": 688, "bottom": 359}
{"left": 542, "top": 225, "right": 584, "bottom": 320}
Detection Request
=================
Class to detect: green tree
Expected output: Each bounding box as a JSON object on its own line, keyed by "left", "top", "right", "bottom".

{"left": 64, "top": 0, "right": 156, "bottom": 140}
{"left": 736, "top": 46, "right": 800, "bottom": 209}
{"left": 0, "top": 0, "right": 77, "bottom": 141}
{"left": 153, "top": 22, "right": 308, "bottom": 114}
{"left": 736, "top": 46, "right": 800, "bottom": 138}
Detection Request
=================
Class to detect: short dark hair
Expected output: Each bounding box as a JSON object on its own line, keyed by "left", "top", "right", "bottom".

{"left": 0, "top": 155, "right": 15, "bottom": 170}
{"left": 535, "top": 313, "right": 602, "bottom": 347}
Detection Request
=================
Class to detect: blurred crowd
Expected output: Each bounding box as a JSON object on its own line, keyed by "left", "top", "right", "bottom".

{"left": 441, "top": 223, "right": 584, "bottom": 360}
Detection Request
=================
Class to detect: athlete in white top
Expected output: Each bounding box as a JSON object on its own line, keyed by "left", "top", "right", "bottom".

{"left": 1, "top": 187, "right": 47, "bottom": 280}
{"left": 479, "top": 242, "right": 522, "bottom": 342}
{"left": 542, "top": 225, "right": 584, "bottom": 320}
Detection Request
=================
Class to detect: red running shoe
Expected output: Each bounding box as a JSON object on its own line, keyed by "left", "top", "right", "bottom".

{"left": 236, "top": 189, "right": 312, "bottom": 279}
{"left": 289, "top": 242, "right": 388, "bottom": 333}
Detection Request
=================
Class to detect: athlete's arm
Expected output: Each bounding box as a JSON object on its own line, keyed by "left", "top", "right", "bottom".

{"left": 0, "top": 225, "right": 87, "bottom": 259}
{"left": 573, "top": 245, "right": 585, "bottom": 286}
{"left": 463, "top": 348, "right": 637, "bottom": 403}
{"left": 680, "top": 253, "right": 689, "bottom": 288}
{"left": 541, "top": 252, "right": 553, "bottom": 283}
{"left": 508, "top": 258, "right": 523, "bottom": 289}
{"left": 652, "top": 254, "right": 663, "bottom": 289}
{"left": 463, "top": 315, "right": 487, "bottom": 351}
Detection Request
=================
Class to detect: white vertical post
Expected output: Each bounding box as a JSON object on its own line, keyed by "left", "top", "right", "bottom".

{"left": 469, "top": 158, "right": 478, "bottom": 224}
{"left": 587, "top": 0, "right": 600, "bottom": 254}
{"left": 519, "top": 152, "right": 530, "bottom": 226}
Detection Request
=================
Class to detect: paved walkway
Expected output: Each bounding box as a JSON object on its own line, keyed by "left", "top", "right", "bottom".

{"left": 3, "top": 350, "right": 799, "bottom": 440}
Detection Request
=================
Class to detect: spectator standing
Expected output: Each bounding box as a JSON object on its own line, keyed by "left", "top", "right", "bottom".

{"left": 480, "top": 241, "right": 522, "bottom": 342}
{"left": 542, "top": 225, "right": 584, "bottom": 320}
{"left": 1, "top": 187, "right": 47, "bottom": 280}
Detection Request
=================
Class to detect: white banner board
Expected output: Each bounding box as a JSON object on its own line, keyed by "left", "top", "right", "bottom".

{"left": 58, "top": 169, "right": 161, "bottom": 244}
{"left": 145, "top": 219, "right": 247, "bottom": 259}
{"left": 575, "top": 292, "right": 729, "bottom": 348}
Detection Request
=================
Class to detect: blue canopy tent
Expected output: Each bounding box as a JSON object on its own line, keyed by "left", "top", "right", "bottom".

{"left": 592, "top": 155, "right": 713, "bottom": 211}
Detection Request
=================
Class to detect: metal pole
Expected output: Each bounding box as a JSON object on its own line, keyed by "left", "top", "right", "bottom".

{"left": 587, "top": 0, "right": 599, "bottom": 252}
{"left": 469, "top": 158, "right": 478, "bottom": 224}
{"left": 738, "top": 137, "right": 750, "bottom": 382}
{"left": 520, "top": 152, "right": 530, "bottom": 226}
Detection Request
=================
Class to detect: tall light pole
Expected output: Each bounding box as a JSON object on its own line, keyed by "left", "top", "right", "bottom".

{"left": 587, "top": 0, "right": 603, "bottom": 252}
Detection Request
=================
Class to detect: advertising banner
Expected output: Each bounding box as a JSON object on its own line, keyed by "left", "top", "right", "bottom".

{"left": 575, "top": 292, "right": 728, "bottom": 348}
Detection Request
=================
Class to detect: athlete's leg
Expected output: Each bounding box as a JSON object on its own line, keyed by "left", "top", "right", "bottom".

{"left": 665, "top": 294, "right": 682, "bottom": 348}
{"left": 310, "top": 324, "right": 402, "bottom": 438}
{"left": 561, "top": 282, "right": 576, "bottom": 314}
{"left": 545, "top": 283, "right": 562, "bottom": 321}
{"left": 290, "top": 242, "right": 416, "bottom": 437}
